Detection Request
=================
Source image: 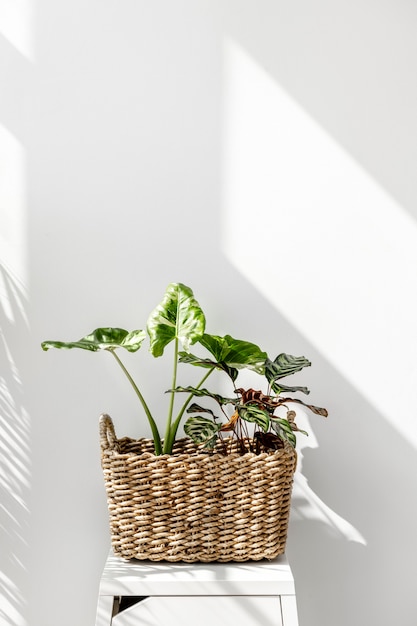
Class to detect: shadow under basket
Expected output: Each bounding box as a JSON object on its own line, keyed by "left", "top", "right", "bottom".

{"left": 99, "top": 414, "right": 297, "bottom": 563}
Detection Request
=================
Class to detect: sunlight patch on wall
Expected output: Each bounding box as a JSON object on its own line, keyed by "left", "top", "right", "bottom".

{"left": 222, "top": 39, "right": 417, "bottom": 450}
{"left": 0, "top": 0, "right": 35, "bottom": 60}
{"left": 0, "top": 126, "right": 28, "bottom": 293}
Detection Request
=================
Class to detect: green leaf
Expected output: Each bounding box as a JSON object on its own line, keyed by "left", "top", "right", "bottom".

{"left": 41, "top": 328, "right": 146, "bottom": 353}
{"left": 271, "top": 419, "right": 297, "bottom": 447}
{"left": 238, "top": 405, "right": 270, "bottom": 431}
{"left": 178, "top": 352, "right": 219, "bottom": 369}
{"left": 184, "top": 415, "right": 220, "bottom": 447}
{"left": 186, "top": 403, "right": 220, "bottom": 419}
{"left": 147, "top": 283, "right": 205, "bottom": 357}
{"left": 279, "top": 397, "right": 328, "bottom": 417}
{"left": 272, "top": 382, "right": 310, "bottom": 395}
{"left": 178, "top": 333, "right": 267, "bottom": 382}
{"left": 169, "top": 386, "right": 237, "bottom": 407}
{"left": 265, "top": 354, "right": 311, "bottom": 390}
{"left": 198, "top": 333, "right": 267, "bottom": 374}
{"left": 178, "top": 351, "right": 238, "bottom": 382}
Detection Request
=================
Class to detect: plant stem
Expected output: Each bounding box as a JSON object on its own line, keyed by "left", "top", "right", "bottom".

{"left": 109, "top": 350, "right": 162, "bottom": 455}
{"left": 163, "top": 366, "right": 215, "bottom": 454}
{"left": 163, "top": 337, "right": 179, "bottom": 453}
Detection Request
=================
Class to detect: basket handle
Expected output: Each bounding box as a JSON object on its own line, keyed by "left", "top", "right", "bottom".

{"left": 99, "top": 414, "right": 119, "bottom": 451}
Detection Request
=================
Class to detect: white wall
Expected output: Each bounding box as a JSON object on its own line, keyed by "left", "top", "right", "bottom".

{"left": 1, "top": 2, "right": 417, "bottom": 625}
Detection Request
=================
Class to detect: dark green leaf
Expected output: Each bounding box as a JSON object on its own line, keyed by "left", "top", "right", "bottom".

{"left": 147, "top": 283, "right": 205, "bottom": 357}
{"left": 178, "top": 332, "right": 268, "bottom": 381}
{"left": 238, "top": 405, "right": 270, "bottom": 431}
{"left": 184, "top": 415, "right": 220, "bottom": 446}
{"left": 41, "top": 328, "right": 146, "bottom": 353}
{"left": 199, "top": 334, "right": 267, "bottom": 374}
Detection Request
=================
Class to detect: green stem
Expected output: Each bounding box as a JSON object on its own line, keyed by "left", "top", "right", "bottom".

{"left": 110, "top": 350, "right": 162, "bottom": 455}
{"left": 163, "top": 366, "right": 215, "bottom": 454}
{"left": 163, "top": 337, "right": 179, "bottom": 451}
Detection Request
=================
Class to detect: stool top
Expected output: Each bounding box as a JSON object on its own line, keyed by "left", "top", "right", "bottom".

{"left": 99, "top": 551, "right": 296, "bottom": 596}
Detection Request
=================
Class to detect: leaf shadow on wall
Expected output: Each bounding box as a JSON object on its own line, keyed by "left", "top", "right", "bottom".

{"left": 0, "top": 263, "right": 30, "bottom": 626}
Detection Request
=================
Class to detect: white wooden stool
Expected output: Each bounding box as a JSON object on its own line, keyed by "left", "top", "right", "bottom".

{"left": 95, "top": 550, "right": 299, "bottom": 626}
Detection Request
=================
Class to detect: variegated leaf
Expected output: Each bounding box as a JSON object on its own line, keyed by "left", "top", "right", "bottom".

{"left": 271, "top": 418, "right": 297, "bottom": 447}
{"left": 169, "top": 386, "right": 237, "bottom": 406}
{"left": 238, "top": 405, "right": 270, "bottom": 432}
{"left": 147, "top": 283, "right": 205, "bottom": 356}
{"left": 184, "top": 415, "right": 220, "bottom": 446}
{"left": 41, "top": 328, "right": 146, "bottom": 353}
{"left": 265, "top": 354, "right": 311, "bottom": 385}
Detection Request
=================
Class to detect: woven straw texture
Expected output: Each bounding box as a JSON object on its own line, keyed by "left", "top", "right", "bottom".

{"left": 99, "top": 414, "right": 297, "bottom": 562}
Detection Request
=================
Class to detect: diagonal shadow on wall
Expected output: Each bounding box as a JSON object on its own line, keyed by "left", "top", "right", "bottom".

{"left": 212, "top": 268, "right": 417, "bottom": 626}
{"left": 216, "top": 3, "right": 417, "bottom": 625}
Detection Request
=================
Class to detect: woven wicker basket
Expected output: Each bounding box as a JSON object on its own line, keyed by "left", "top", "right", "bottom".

{"left": 99, "top": 413, "right": 297, "bottom": 562}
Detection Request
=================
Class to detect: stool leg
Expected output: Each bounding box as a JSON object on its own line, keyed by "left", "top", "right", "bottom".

{"left": 95, "top": 595, "right": 114, "bottom": 626}
{"left": 280, "top": 595, "right": 299, "bottom": 626}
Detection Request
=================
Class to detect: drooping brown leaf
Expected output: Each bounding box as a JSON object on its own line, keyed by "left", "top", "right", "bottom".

{"left": 220, "top": 410, "right": 240, "bottom": 432}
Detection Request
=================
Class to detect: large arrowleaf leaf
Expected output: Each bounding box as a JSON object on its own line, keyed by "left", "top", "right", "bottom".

{"left": 184, "top": 415, "right": 220, "bottom": 447}
{"left": 200, "top": 334, "right": 267, "bottom": 373}
{"left": 179, "top": 333, "right": 267, "bottom": 380}
{"left": 41, "top": 328, "right": 146, "bottom": 353}
{"left": 147, "top": 283, "right": 206, "bottom": 357}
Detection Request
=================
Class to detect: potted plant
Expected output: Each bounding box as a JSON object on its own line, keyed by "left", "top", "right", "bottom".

{"left": 42, "top": 282, "right": 327, "bottom": 562}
